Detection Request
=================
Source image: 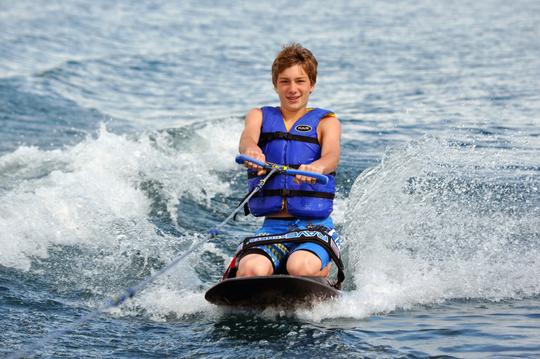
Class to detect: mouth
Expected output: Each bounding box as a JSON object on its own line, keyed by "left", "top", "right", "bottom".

{"left": 286, "top": 95, "right": 301, "bottom": 103}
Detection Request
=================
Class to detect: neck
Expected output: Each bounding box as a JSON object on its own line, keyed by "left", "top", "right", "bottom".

{"left": 280, "top": 106, "right": 307, "bottom": 122}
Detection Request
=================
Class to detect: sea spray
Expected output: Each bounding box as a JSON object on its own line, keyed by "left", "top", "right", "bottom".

{"left": 0, "top": 121, "right": 241, "bottom": 301}
{"left": 296, "top": 135, "right": 539, "bottom": 321}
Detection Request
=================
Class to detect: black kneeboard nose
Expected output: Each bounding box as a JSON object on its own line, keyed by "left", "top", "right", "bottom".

{"left": 204, "top": 275, "right": 341, "bottom": 308}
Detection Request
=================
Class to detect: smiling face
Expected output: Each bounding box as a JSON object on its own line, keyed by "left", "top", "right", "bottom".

{"left": 275, "top": 64, "right": 315, "bottom": 113}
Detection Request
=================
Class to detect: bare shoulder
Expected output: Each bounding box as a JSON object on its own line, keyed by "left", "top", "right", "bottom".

{"left": 246, "top": 108, "right": 262, "bottom": 120}
{"left": 319, "top": 115, "right": 341, "bottom": 131}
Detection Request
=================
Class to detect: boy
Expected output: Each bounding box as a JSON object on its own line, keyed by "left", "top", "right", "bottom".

{"left": 237, "top": 43, "right": 341, "bottom": 278}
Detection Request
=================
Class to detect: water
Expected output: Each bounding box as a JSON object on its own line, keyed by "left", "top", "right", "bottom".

{"left": 1, "top": 0, "right": 539, "bottom": 357}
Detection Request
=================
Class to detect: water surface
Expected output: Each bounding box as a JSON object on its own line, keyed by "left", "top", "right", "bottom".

{"left": 1, "top": 1, "right": 539, "bottom": 357}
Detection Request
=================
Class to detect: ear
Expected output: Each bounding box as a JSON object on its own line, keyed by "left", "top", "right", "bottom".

{"left": 310, "top": 83, "right": 316, "bottom": 94}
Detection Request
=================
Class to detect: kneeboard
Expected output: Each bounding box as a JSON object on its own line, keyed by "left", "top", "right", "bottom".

{"left": 205, "top": 275, "right": 340, "bottom": 308}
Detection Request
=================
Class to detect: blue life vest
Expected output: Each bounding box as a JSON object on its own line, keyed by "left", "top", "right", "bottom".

{"left": 247, "top": 106, "right": 336, "bottom": 218}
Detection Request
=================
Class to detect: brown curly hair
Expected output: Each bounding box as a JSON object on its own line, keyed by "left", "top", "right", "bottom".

{"left": 271, "top": 43, "right": 318, "bottom": 87}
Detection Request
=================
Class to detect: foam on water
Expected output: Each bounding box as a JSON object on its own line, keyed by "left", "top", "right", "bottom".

{"left": 0, "top": 120, "right": 241, "bottom": 296}
{"left": 3, "top": 120, "right": 538, "bottom": 323}
{"left": 295, "top": 134, "right": 539, "bottom": 321}
{"left": 118, "top": 132, "right": 540, "bottom": 323}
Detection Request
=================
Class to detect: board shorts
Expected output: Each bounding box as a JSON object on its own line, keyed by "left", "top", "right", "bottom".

{"left": 245, "top": 217, "right": 341, "bottom": 272}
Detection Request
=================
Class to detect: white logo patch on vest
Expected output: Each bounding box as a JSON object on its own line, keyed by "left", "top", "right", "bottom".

{"left": 295, "top": 125, "right": 312, "bottom": 132}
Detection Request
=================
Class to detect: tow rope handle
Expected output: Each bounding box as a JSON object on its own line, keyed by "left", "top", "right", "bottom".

{"left": 235, "top": 155, "right": 329, "bottom": 185}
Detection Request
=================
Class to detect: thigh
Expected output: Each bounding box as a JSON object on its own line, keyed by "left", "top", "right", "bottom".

{"left": 236, "top": 253, "right": 273, "bottom": 277}
{"left": 292, "top": 242, "right": 331, "bottom": 269}
{"left": 248, "top": 243, "right": 292, "bottom": 273}
{"left": 286, "top": 249, "right": 329, "bottom": 277}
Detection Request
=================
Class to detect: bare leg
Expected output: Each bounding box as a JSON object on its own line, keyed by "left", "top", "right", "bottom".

{"left": 286, "top": 250, "right": 330, "bottom": 277}
{"left": 236, "top": 253, "right": 274, "bottom": 277}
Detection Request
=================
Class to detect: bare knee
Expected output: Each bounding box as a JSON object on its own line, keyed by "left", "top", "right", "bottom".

{"left": 286, "top": 251, "right": 326, "bottom": 277}
{"left": 236, "top": 254, "right": 273, "bottom": 277}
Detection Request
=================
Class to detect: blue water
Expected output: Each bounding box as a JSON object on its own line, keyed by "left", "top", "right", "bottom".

{"left": 1, "top": 1, "right": 539, "bottom": 357}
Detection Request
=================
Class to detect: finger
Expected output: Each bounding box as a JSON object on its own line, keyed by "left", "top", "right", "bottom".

{"left": 248, "top": 161, "right": 261, "bottom": 169}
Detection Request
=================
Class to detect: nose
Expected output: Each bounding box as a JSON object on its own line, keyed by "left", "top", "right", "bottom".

{"left": 288, "top": 83, "right": 298, "bottom": 94}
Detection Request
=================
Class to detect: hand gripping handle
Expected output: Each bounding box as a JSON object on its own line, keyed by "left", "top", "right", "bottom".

{"left": 235, "top": 154, "right": 329, "bottom": 185}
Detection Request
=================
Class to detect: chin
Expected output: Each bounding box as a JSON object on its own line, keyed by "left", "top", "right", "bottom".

{"left": 285, "top": 102, "right": 306, "bottom": 111}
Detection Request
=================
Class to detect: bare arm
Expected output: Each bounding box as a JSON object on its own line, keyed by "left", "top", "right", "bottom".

{"left": 296, "top": 116, "right": 341, "bottom": 183}
{"left": 239, "top": 108, "right": 266, "bottom": 174}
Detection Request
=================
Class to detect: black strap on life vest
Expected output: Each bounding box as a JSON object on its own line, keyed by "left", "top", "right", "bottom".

{"left": 234, "top": 169, "right": 279, "bottom": 219}
{"left": 247, "top": 165, "right": 336, "bottom": 179}
{"left": 256, "top": 189, "right": 335, "bottom": 199}
{"left": 226, "top": 226, "right": 345, "bottom": 289}
{"left": 239, "top": 188, "right": 335, "bottom": 217}
{"left": 258, "top": 131, "right": 319, "bottom": 147}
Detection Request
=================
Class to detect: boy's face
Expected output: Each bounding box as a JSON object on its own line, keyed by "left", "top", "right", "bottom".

{"left": 275, "top": 64, "right": 315, "bottom": 113}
